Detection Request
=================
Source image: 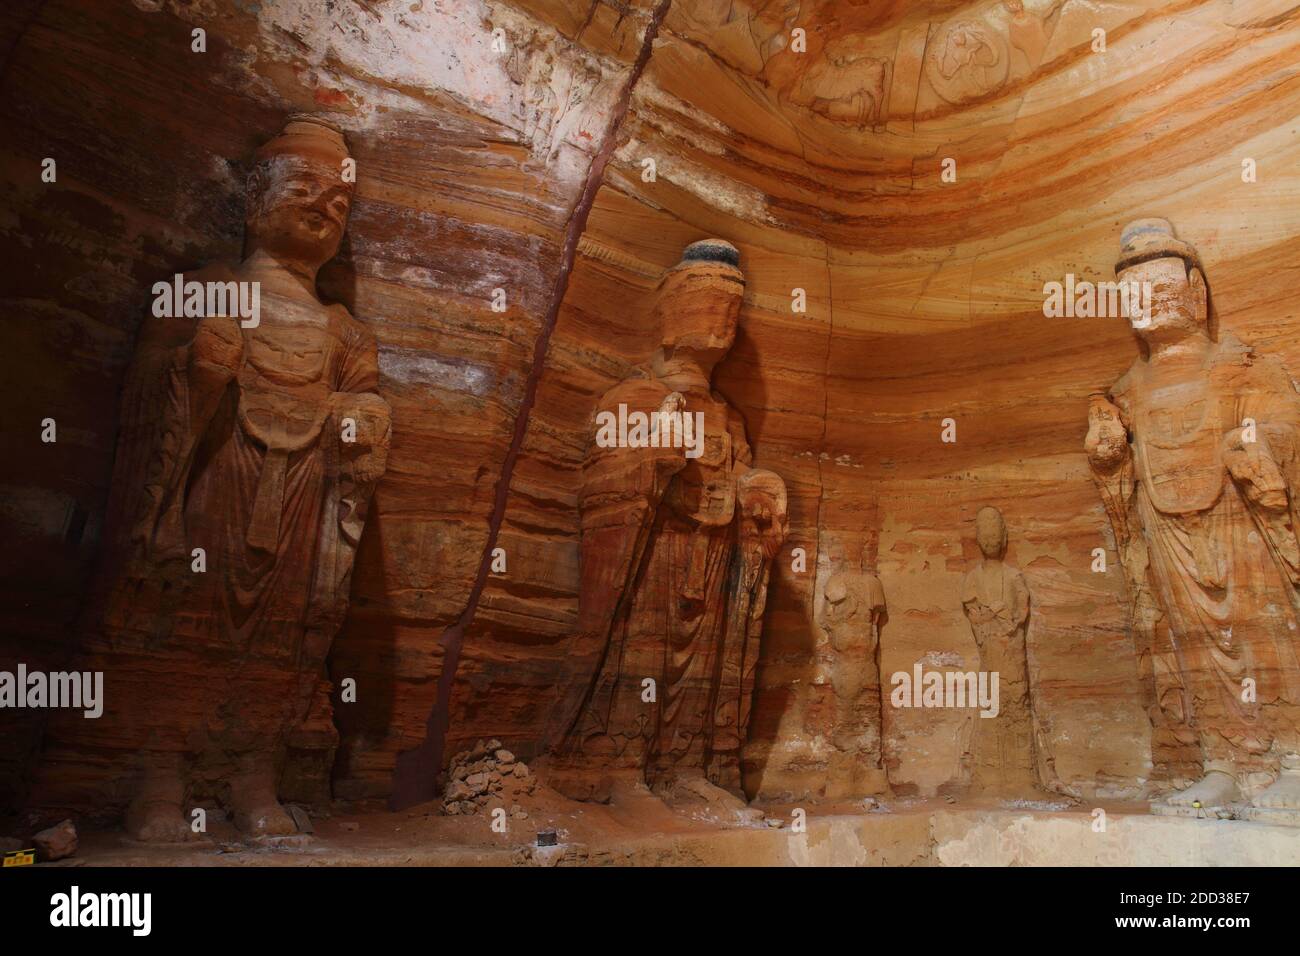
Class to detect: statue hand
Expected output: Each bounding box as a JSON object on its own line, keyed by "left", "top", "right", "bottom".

{"left": 964, "top": 600, "right": 994, "bottom": 628}
{"left": 658, "top": 390, "right": 686, "bottom": 420}
{"left": 652, "top": 391, "right": 692, "bottom": 473}
{"left": 1224, "top": 428, "right": 1289, "bottom": 513}
{"left": 737, "top": 469, "right": 788, "bottom": 560}
{"left": 1085, "top": 395, "right": 1128, "bottom": 469}
{"left": 335, "top": 393, "right": 392, "bottom": 484}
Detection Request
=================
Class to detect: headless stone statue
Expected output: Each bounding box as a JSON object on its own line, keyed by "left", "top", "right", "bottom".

{"left": 1087, "top": 219, "right": 1300, "bottom": 820}
{"left": 821, "top": 547, "right": 888, "bottom": 799}
{"left": 543, "top": 239, "right": 788, "bottom": 812}
{"left": 960, "top": 506, "right": 1041, "bottom": 795}
{"left": 35, "top": 117, "right": 390, "bottom": 841}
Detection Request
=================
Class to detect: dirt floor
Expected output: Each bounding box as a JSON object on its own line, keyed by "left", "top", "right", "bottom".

{"left": 21, "top": 785, "right": 1170, "bottom": 867}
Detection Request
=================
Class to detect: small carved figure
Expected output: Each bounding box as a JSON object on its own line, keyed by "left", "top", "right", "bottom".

{"left": 821, "top": 547, "right": 888, "bottom": 798}
{"left": 961, "top": 506, "right": 1039, "bottom": 794}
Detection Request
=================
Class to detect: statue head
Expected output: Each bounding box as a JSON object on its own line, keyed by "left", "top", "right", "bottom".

{"left": 654, "top": 239, "right": 744, "bottom": 370}
{"left": 245, "top": 116, "right": 354, "bottom": 270}
{"left": 975, "top": 506, "right": 1007, "bottom": 560}
{"left": 1115, "top": 218, "right": 1211, "bottom": 345}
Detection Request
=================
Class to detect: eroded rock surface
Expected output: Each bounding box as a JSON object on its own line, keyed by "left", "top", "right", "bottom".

{"left": 4, "top": 1, "right": 1300, "bottom": 826}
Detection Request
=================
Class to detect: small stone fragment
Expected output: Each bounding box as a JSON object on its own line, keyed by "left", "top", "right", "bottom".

{"left": 34, "top": 819, "right": 78, "bottom": 861}
{"left": 446, "top": 780, "right": 472, "bottom": 801}
{"left": 286, "top": 804, "right": 314, "bottom": 834}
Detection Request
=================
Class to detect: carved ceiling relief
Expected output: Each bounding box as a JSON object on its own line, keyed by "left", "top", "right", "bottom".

{"left": 787, "top": 33, "right": 895, "bottom": 129}
{"left": 923, "top": 0, "right": 1064, "bottom": 106}
{"left": 769, "top": 0, "right": 1069, "bottom": 132}
{"left": 499, "top": 20, "right": 612, "bottom": 164}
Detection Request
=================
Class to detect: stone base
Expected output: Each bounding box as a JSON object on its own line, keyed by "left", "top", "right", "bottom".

{"left": 925, "top": 809, "right": 1300, "bottom": 865}
{"left": 1148, "top": 797, "right": 1300, "bottom": 824}
{"left": 120, "top": 835, "right": 214, "bottom": 849}
{"left": 929, "top": 808, "right": 1300, "bottom": 866}
{"left": 251, "top": 834, "right": 315, "bottom": 849}
{"left": 1150, "top": 802, "right": 1238, "bottom": 820}
{"left": 824, "top": 758, "right": 889, "bottom": 801}
{"left": 1238, "top": 805, "right": 1300, "bottom": 827}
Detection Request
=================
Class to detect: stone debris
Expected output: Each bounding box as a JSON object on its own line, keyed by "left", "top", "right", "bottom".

{"left": 33, "top": 819, "right": 78, "bottom": 861}
{"left": 1002, "top": 798, "right": 1076, "bottom": 813}
{"left": 286, "top": 804, "right": 315, "bottom": 834}
{"left": 443, "top": 740, "right": 537, "bottom": 815}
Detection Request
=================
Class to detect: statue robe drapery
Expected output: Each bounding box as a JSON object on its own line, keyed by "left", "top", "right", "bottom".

{"left": 544, "top": 371, "right": 778, "bottom": 796}
{"left": 1096, "top": 333, "right": 1300, "bottom": 775}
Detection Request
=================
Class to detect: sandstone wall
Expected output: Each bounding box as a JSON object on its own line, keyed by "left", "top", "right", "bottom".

{"left": 0, "top": 0, "right": 658, "bottom": 810}
{"left": 4, "top": 0, "right": 1299, "bottom": 811}
{"left": 432, "top": 0, "right": 1300, "bottom": 802}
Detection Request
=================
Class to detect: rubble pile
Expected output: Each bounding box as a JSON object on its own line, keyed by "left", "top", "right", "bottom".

{"left": 442, "top": 740, "right": 536, "bottom": 819}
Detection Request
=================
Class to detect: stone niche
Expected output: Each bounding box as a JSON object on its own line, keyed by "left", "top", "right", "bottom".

{"left": 3, "top": 0, "right": 1300, "bottom": 865}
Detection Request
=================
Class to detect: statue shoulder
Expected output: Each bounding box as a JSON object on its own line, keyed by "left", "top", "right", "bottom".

{"left": 722, "top": 400, "right": 748, "bottom": 430}
{"left": 1205, "top": 330, "right": 1256, "bottom": 372}
{"left": 959, "top": 568, "right": 979, "bottom": 604}
{"left": 710, "top": 387, "right": 736, "bottom": 409}
{"left": 862, "top": 572, "right": 886, "bottom": 609}
{"left": 1110, "top": 360, "right": 1142, "bottom": 402}
{"left": 823, "top": 570, "right": 848, "bottom": 596}
{"left": 721, "top": 403, "right": 753, "bottom": 462}
{"left": 1213, "top": 331, "right": 1294, "bottom": 380}
{"left": 138, "top": 263, "right": 239, "bottom": 353}
{"left": 190, "top": 262, "right": 240, "bottom": 284}
{"left": 598, "top": 372, "right": 669, "bottom": 413}
{"left": 330, "top": 304, "right": 375, "bottom": 346}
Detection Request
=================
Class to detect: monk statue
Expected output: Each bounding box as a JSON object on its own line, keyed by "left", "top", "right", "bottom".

{"left": 542, "top": 239, "right": 788, "bottom": 811}
{"left": 960, "top": 506, "right": 1042, "bottom": 794}
{"left": 37, "top": 117, "right": 390, "bottom": 841}
{"left": 1086, "top": 218, "right": 1300, "bottom": 817}
{"left": 821, "top": 546, "right": 888, "bottom": 799}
